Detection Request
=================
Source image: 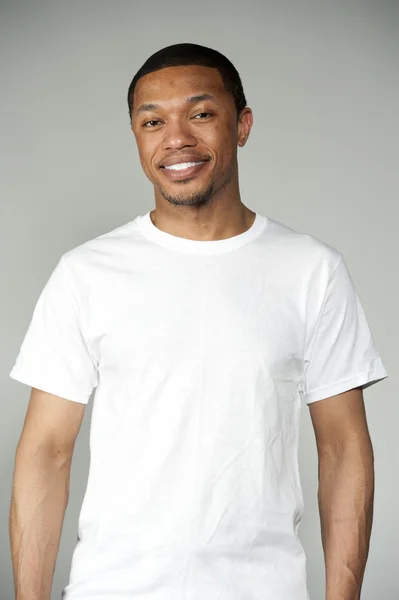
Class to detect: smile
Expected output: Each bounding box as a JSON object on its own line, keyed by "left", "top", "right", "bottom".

{"left": 164, "top": 161, "right": 205, "bottom": 171}
{"left": 160, "top": 160, "right": 209, "bottom": 181}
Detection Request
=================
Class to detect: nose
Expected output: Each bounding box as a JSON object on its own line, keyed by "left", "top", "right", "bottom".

{"left": 162, "top": 118, "right": 197, "bottom": 150}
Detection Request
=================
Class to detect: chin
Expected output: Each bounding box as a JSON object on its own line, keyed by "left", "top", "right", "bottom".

{"left": 159, "top": 181, "right": 215, "bottom": 207}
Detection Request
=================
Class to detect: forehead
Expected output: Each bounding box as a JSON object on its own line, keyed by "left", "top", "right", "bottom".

{"left": 133, "top": 65, "right": 231, "bottom": 110}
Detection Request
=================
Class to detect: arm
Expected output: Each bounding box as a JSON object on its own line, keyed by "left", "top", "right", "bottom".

{"left": 308, "top": 387, "right": 374, "bottom": 600}
{"left": 10, "top": 387, "right": 85, "bottom": 600}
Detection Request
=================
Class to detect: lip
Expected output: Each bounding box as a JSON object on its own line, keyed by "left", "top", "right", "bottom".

{"left": 160, "top": 160, "right": 209, "bottom": 181}
{"left": 161, "top": 155, "right": 209, "bottom": 168}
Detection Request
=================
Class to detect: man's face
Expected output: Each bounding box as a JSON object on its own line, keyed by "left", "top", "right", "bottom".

{"left": 131, "top": 65, "right": 252, "bottom": 207}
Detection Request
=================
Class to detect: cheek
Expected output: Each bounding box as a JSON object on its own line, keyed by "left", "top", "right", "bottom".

{"left": 136, "top": 140, "right": 157, "bottom": 178}
{"left": 216, "top": 132, "right": 236, "bottom": 170}
{"left": 213, "top": 120, "right": 237, "bottom": 152}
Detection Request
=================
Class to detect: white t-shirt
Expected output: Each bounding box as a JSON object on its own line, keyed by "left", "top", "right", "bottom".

{"left": 10, "top": 211, "right": 388, "bottom": 600}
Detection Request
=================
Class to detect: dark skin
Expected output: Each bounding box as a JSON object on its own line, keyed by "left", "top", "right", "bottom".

{"left": 310, "top": 387, "right": 375, "bottom": 600}
{"left": 130, "top": 64, "right": 256, "bottom": 241}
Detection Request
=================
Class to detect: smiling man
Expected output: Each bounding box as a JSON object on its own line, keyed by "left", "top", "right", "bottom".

{"left": 9, "top": 43, "right": 388, "bottom": 600}
{"left": 131, "top": 63, "right": 248, "bottom": 213}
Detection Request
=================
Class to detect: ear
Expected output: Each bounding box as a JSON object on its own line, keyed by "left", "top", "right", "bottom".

{"left": 237, "top": 107, "right": 253, "bottom": 147}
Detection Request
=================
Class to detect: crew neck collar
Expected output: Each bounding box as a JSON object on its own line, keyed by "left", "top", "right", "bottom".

{"left": 135, "top": 211, "right": 268, "bottom": 255}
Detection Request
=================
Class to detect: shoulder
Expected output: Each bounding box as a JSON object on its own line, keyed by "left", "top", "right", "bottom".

{"left": 263, "top": 215, "right": 343, "bottom": 283}
{"left": 58, "top": 218, "right": 140, "bottom": 272}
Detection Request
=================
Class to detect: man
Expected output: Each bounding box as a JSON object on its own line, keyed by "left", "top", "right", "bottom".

{"left": 9, "top": 43, "right": 388, "bottom": 600}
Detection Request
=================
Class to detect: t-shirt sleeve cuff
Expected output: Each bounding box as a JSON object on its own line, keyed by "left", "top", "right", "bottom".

{"left": 9, "top": 367, "right": 92, "bottom": 405}
{"left": 301, "top": 358, "right": 388, "bottom": 404}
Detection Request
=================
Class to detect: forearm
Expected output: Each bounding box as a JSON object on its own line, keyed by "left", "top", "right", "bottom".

{"left": 10, "top": 445, "right": 71, "bottom": 600}
{"left": 318, "top": 439, "right": 374, "bottom": 600}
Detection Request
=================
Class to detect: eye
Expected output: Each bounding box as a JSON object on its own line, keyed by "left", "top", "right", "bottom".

{"left": 143, "top": 120, "right": 162, "bottom": 128}
{"left": 193, "top": 112, "right": 212, "bottom": 119}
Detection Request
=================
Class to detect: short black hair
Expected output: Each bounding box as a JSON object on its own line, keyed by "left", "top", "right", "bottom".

{"left": 127, "top": 43, "right": 247, "bottom": 122}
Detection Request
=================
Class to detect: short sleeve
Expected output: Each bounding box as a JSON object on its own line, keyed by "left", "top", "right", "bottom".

{"left": 9, "top": 255, "right": 98, "bottom": 404}
{"left": 299, "top": 255, "right": 388, "bottom": 404}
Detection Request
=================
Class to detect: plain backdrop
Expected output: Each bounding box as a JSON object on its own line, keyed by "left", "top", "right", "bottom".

{"left": 1, "top": 1, "right": 398, "bottom": 598}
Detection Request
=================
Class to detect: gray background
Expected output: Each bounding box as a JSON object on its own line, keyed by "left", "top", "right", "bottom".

{"left": 1, "top": 1, "right": 397, "bottom": 598}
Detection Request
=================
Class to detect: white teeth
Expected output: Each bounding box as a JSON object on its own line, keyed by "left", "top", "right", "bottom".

{"left": 164, "top": 161, "right": 203, "bottom": 171}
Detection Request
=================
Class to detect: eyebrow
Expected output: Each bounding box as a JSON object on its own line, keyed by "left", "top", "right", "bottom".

{"left": 135, "top": 94, "right": 216, "bottom": 115}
